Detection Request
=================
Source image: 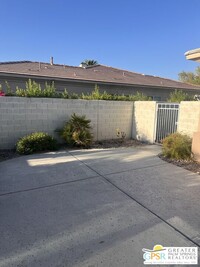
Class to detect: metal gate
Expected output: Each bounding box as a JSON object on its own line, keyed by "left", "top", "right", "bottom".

{"left": 155, "top": 103, "right": 179, "bottom": 142}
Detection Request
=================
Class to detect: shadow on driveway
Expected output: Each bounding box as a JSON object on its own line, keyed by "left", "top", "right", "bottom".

{"left": 0, "top": 145, "right": 199, "bottom": 267}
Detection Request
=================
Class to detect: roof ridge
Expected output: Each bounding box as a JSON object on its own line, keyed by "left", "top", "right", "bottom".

{"left": 0, "top": 60, "right": 33, "bottom": 65}
{"left": 0, "top": 60, "right": 90, "bottom": 70}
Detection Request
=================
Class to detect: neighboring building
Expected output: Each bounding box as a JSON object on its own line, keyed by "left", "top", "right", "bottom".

{"left": 185, "top": 47, "right": 200, "bottom": 162}
{"left": 185, "top": 48, "right": 200, "bottom": 62}
{"left": 0, "top": 59, "right": 200, "bottom": 101}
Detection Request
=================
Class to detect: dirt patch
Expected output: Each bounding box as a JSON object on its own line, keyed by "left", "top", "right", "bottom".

{"left": 91, "top": 139, "right": 145, "bottom": 149}
{"left": 0, "top": 139, "right": 145, "bottom": 162}
{"left": 159, "top": 154, "right": 200, "bottom": 175}
{"left": 0, "top": 150, "right": 20, "bottom": 162}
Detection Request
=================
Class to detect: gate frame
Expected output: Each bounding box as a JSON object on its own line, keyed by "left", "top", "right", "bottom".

{"left": 153, "top": 102, "right": 180, "bottom": 143}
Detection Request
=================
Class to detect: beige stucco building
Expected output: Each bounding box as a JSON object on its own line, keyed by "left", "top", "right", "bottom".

{"left": 185, "top": 47, "right": 200, "bottom": 162}
{"left": 185, "top": 48, "right": 200, "bottom": 62}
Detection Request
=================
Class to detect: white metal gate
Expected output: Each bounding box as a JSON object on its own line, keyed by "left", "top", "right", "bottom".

{"left": 155, "top": 103, "right": 179, "bottom": 143}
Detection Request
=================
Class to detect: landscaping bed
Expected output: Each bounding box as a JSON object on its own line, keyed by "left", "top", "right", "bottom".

{"left": 91, "top": 139, "right": 145, "bottom": 148}
{"left": 0, "top": 139, "right": 144, "bottom": 162}
{"left": 0, "top": 150, "right": 20, "bottom": 162}
{"left": 159, "top": 154, "right": 200, "bottom": 175}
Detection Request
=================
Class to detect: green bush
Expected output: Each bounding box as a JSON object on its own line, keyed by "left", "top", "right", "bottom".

{"left": 162, "top": 132, "right": 192, "bottom": 160}
{"left": 16, "top": 132, "right": 58, "bottom": 154}
{"left": 129, "top": 92, "right": 152, "bottom": 101}
{"left": 61, "top": 88, "right": 69, "bottom": 99}
{"left": 12, "top": 80, "right": 152, "bottom": 101}
{"left": 43, "top": 82, "right": 57, "bottom": 97}
{"left": 60, "top": 113, "right": 93, "bottom": 147}
{"left": 5, "top": 81, "right": 15, "bottom": 96}
{"left": 16, "top": 79, "right": 42, "bottom": 97}
{"left": 70, "top": 93, "right": 79, "bottom": 99}
{"left": 81, "top": 84, "right": 111, "bottom": 100}
{"left": 167, "top": 89, "right": 193, "bottom": 103}
{"left": 15, "top": 79, "right": 58, "bottom": 98}
{"left": 81, "top": 84, "right": 151, "bottom": 101}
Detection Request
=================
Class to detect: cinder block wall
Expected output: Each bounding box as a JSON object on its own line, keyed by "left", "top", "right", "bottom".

{"left": 177, "top": 101, "right": 200, "bottom": 137}
{"left": 1, "top": 98, "right": 200, "bottom": 150}
{"left": 132, "top": 101, "right": 157, "bottom": 143}
{"left": 0, "top": 97, "right": 133, "bottom": 149}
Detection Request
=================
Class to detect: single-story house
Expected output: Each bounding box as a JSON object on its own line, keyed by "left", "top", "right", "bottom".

{"left": 0, "top": 59, "right": 200, "bottom": 101}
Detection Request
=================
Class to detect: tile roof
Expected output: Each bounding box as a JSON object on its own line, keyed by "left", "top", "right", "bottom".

{"left": 0, "top": 61, "right": 200, "bottom": 90}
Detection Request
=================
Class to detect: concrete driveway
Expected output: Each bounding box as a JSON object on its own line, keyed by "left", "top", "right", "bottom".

{"left": 0, "top": 145, "right": 199, "bottom": 267}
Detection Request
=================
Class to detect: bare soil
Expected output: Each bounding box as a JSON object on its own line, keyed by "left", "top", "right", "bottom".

{"left": 91, "top": 138, "right": 145, "bottom": 149}
{"left": 0, "top": 150, "right": 20, "bottom": 162}
{"left": 159, "top": 154, "right": 200, "bottom": 175}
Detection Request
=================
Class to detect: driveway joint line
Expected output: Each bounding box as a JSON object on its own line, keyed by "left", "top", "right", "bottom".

{"left": 104, "top": 162, "right": 168, "bottom": 176}
{"left": 69, "top": 151, "right": 200, "bottom": 248}
{"left": 0, "top": 175, "right": 99, "bottom": 197}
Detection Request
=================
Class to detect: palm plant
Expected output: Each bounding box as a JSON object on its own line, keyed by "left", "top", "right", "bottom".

{"left": 81, "top": 59, "right": 98, "bottom": 66}
{"left": 61, "top": 113, "right": 93, "bottom": 147}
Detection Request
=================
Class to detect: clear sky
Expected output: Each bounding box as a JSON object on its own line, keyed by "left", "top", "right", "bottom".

{"left": 1, "top": 0, "right": 200, "bottom": 80}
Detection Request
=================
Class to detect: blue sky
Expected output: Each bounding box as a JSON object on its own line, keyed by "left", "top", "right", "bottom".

{"left": 1, "top": 0, "right": 200, "bottom": 80}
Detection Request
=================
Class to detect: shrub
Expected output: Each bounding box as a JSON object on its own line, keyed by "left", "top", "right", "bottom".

{"left": 61, "top": 88, "right": 69, "bottom": 99}
{"left": 16, "top": 132, "right": 58, "bottom": 154}
{"left": 81, "top": 85, "right": 151, "bottom": 101}
{"left": 43, "top": 82, "right": 57, "bottom": 97}
{"left": 16, "top": 79, "right": 42, "bottom": 97}
{"left": 129, "top": 92, "right": 152, "bottom": 101}
{"left": 162, "top": 132, "right": 192, "bottom": 160}
{"left": 5, "top": 81, "right": 15, "bottom": 96}
{"left": 60, "top": 113, "right": 93, "bottom": 147}
{"left": 15, "top": 79, "right": 58, "bottom": 98}
{"left": 81, "top": 84, "right": 111, "bottom": 100}
{"left": 167, "top": 89, "right": 193, "bottom": 103}
{"left": 112, "top": 94, "right": 127, "bottom": 101}
{"left": 70, "top": 93, "right": 79, "bottom": 99}
{"left": 116, "top": 128, "right": 126, "bottom": 142}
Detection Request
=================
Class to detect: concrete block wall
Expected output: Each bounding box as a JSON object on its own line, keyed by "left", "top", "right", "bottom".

{"left": 177, "top": 101, "right": 200, "bottom": 137}
{"left": 98, "top": 101, "right": 133, "bottom": 140}
{"left": 0, "top": 97, "right": 133, "bottom": 149}
{"left": 1, "top": 97, "right": 200, "bottom": 149}
{"left": 132, "top": 101, "right": 157, "bottom": 143}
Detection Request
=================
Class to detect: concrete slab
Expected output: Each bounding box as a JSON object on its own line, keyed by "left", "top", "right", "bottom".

{"left": 0, "top": 151, "right": 97, "bottom": 195}
{"left": 70, "top": 145, "right": 164, "bottom": 176}
{"left": 106, "top": 163, "right": 200, "bottom": 246}
{"left": 0, "top": 145, "right": 199, "bottom": 267}
{"left": 0, "top": 177, "right": 195, "bottom": 267}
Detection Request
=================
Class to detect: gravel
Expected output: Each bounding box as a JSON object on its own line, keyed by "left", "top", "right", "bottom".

{"left": 159, "top": 154, "right": 200, "bottom": 175}
{"left": 91, "top": 138, "right": 145, "bottom": 149}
